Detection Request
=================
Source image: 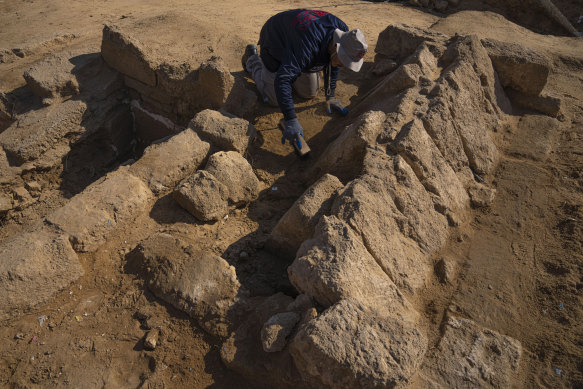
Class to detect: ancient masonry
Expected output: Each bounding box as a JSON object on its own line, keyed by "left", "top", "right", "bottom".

{"left": 0, "top": 21, "right": 557, "bottom": 388}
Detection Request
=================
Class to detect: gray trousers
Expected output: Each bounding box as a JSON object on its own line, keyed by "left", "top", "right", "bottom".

{"left": 246, "top": 54, "right": 320, "bottom": 106}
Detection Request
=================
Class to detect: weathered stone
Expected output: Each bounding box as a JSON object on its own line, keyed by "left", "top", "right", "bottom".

{"left": 131, "top": 100, "right": 181, "bottom": 145}
{"left": 481, "top": 38, "right": 551, "bottom": 96}
{"left": 261, "top": 311, "right": 300, "bottom": 352}
{"left": 12, "top": 186, "right": 34, "bottom": 210}
{"left": 393, "top": 119, "right": 470, "bottom": 216}
{"left": 420, "top": 316, "right": 522, "bottom": 388}
{"left": 468, "top": 183, "right": 497, "bottom": 208}
{"left": 23, "top": 53, "right": 84, "bottom": 99}
{"left": 507, "top": 89, "right": 562, "bottom": 117}
{"left": 198, "top": 57, "right": 235, "bottom": 108}
{"left": 25, "top": 181, "right": 42, "bottom": 195}
{"left": 507, "top": 114, "right": 560, "bottom": 161}
{"left": 267, "top": 174, "right": 343, "bottom": 260}
{"left": 364, "top": 149, "right": 449, "bottom": 255}
{"left": 372, "top": 57, "right": 398, "bottom": 76}
{"left": 0, "top": 99, "right": 87, "bottom": 165}
{"left": 173, "top": 170, "right": 229, "bottom": 222}
{"left": 311, "top": 111, "right": 386, "bottom": 182}
{"left": 144, "top": 329, "right": 159, "bottom": 350}
{"left": 204, "top": 151, "right": 259, "bottom": 206}
{"left": 188, "top": 109, "right": 257, "bottom": 154}
{"left": 132, "top": 233, "right": 242, "bottom": 339}
{"left": 289, "top": 215, "right": 411, "bottom": 308}
{"left": 330, "top": 150, "right": 442, "bottom": 294}
{"left": 221, "top": 293, "right": 307, "bottom": 388}
{"left": 290, "top": 298, "right": 427, "bottom": 389}
{"left": 0, "top": 193, "right": 12, "bottom": 214}
{"left": 375, "top": 24, "right": 449, "bottom": 61}
{"left": 423, "top": 35, "right": 502, "bottom": 177}
{"left": 47, "top": 170, "right": 153, "bottom": 252}
{"left": 0, "top": 230, "right": 83, "bottom": 321}
{"left": 129, "top": 128, "right": 210, "bottom": 194}
{"left": 101, "top": 24, "right": 157, "bottom": 86}
{"left": 434, "top": 258, "right": 456, "bottom": 283}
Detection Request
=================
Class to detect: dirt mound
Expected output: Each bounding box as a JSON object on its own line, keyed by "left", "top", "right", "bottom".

{"left": 0, "top": 1, "right": 582, "bottom": 388}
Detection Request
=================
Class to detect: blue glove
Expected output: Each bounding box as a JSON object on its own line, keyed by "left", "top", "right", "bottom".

{"left": 281, "top": 118, "right": 304, "bottom": 150}
{"left": 326, "top": 97, "right": 349, "bottom": 116}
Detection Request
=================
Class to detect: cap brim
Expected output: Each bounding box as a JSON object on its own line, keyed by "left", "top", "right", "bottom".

{"left": 337, "top": 43, "right": 364, "bottom": 72}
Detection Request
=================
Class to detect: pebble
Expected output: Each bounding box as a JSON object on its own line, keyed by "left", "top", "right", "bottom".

{"left": 144, "top": 329, "right": 159, "bottom": 350}
{"left": 488, "top": 284, "right": 493, "bottom": 290}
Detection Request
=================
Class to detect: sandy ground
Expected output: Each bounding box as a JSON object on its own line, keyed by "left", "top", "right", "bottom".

{"left": 0, "top": 0, "right": 582, "bottom": 388}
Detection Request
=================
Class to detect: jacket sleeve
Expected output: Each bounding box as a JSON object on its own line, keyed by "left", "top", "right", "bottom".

{"left": 274, "top": 52, "right": 303, "bottom": 121}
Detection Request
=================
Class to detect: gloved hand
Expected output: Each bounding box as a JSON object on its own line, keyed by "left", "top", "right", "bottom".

{"left": 326, "top": 97, "right": 349, "bottom": 116}
{"left": 281, "top": 118, "right": 304, "bottom": 150}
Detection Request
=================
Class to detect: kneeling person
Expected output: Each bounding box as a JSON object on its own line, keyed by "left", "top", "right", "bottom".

{"left": 243, "top": 9, "right": 368, "bottom": 150}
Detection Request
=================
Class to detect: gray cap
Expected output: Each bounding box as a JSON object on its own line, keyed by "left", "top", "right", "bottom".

{"left": 333, "top": 28, "right": 368, "bottom": 72}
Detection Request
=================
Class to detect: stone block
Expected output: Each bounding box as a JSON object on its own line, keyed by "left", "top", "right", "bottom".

{"left": 131, "top": 232, "right": 242, "bottom": 338}
{"left": 188, "top": 109, "right": 257, "bottom": 154}
{"left": 0, "top": 99, "right": 87, "bottom": 165}
{"left": 268, "top": 174, "right": 343, "bottom": 260}
{"left": 129, "top": 128, "right": 210, "bottom": 194}
{"left": 290, "top": 298, "right": 426, "bottom": 389}
{"left": 101, "top": 24, "right": 157, "bottom": 86}
{"left": 375, "top": 24, "right": 449, "bottom": 61}
{"left": 47, "top": 169, "right": 153, "bottom": 252}
{"left": 204, "top": 151, "right": 259, "bottom": 206}
{"left": 481, "top": 38, "right": 551, "bottom": 96}
{"left": 420, "top": 316, "right": 522, "bottom": 388}
{"left": 173, "top": 170, "right": 229, "bottom": 222}
{"left": 0, "top": 230, "right": 83, "bottom": 321}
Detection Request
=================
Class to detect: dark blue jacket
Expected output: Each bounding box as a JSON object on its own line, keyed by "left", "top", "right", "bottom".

{"left": 258, "top": 9, "right": 349, "bottom": 121}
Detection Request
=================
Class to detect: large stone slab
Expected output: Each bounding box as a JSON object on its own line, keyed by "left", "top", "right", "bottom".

{"left": 0, "top": 230, "right": 83, "bottom": 321}
{"left": 291, "top": 298, "right": 427, "bottom": 389}
{"left": 288, "top": 215, "right": 411, "bottom": 309}
{"left": 393, "top": 119, "right": 470, "bottom": 217}
{"left": 420, "top": 316, "right": 522, "bottom": 388}
{"left": 375, "top": 24, "right": 448, "bottom": 61}
{"left": 0, "top": 99, "right": 87, "bottom": 165}
{"left": 132, "top": 232, "right": 243, "bottom": 339}
{"left": 47, "top": 170, "right": 153, "bottom": 252}
{"left": 423, "top": 35, "right": 501, "bottom": 177}
{"left": 101, "top": 24, "right": 234, "bottom": 123}
{"left": 267, "top": 174, "right": 343, "bottom": 260}
{"left": 311, "top": 111, "right": 386, "bottom": 182}
{"left": 101, "top": 24, "right": 157, "bottom": 87}
{"left": 506, "top": 114, "right": 560, "bottom": 161}
{"left": 362, "top": 149, "right": 449, "bottom": 255}
{"left": 331, "top": 166, "right": 431, "bottom": 294}
{"left": 129, "top": 128, "right": 210, "bottom": 194}
{"left": 188, "top": 109, "right": 257, "bottom": 154}
{"left": 481, "top": 38, "right": 551, "bottom": 96}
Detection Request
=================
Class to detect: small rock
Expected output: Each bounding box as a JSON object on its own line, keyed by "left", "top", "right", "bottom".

{"left": 261, "top": 311, "right": 300, "bottom": 352}
{"left": 144, "top": 329, "right": 159, "bottom": 350}
{"left": 14, "top": 333, "right": 24, "bottom": 340}
{"left": 25, "top": 181, "right": 42, "bottom": 194}
{"left": 468, "top": 184, "right": 496, "bottom": 208}
{"left": 143, "top": 317, "right": 162, "bottom": 330}
{"left": 488, "top": 284, "right": 493, "bottom": 290}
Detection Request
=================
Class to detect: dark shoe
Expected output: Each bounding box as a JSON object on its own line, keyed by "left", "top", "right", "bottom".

{"left": 241, "top": 44, "right": 257, "bottom": 72}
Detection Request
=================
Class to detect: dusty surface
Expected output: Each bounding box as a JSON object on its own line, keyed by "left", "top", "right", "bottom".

{"left": 0, "top": 0, "right": 582, "bottom": 388}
